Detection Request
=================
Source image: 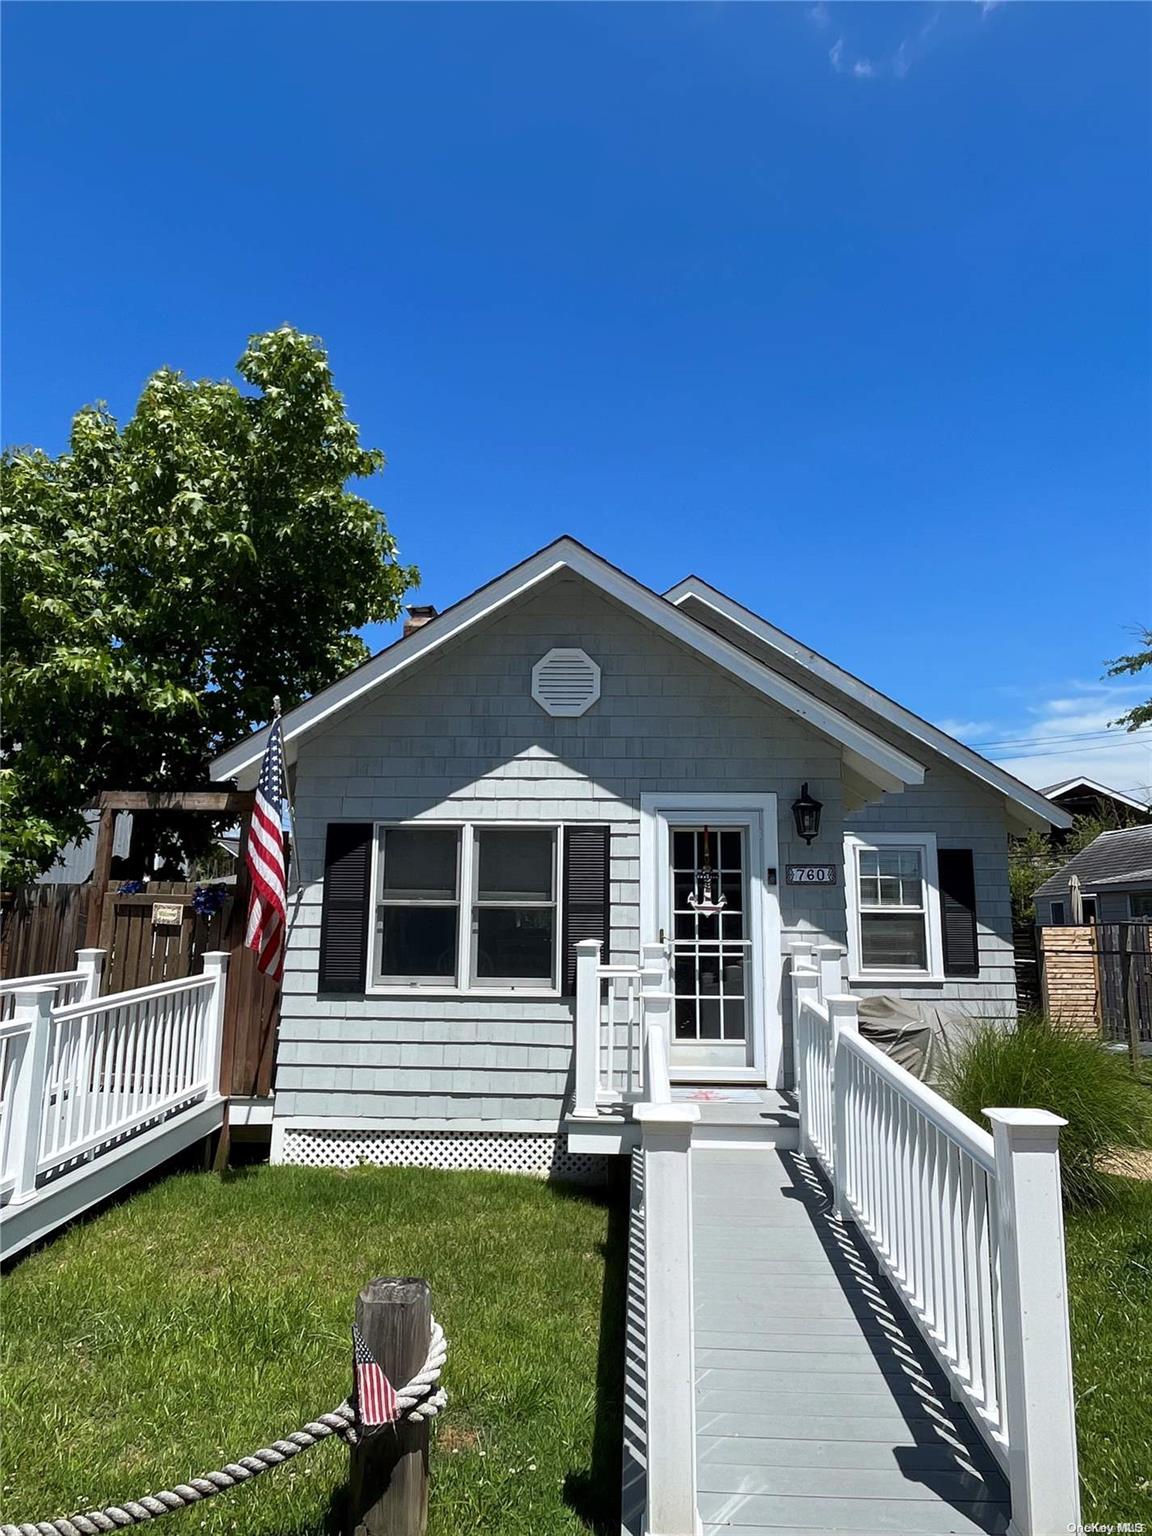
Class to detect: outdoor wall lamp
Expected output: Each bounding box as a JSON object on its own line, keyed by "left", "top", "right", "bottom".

{"left": 791, "top": 783, "right": 823, "bottom": 845}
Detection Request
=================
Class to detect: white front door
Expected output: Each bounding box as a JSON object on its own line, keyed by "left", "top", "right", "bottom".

{"left": 640, "top": 793, "right": 782, "bottom": 1086}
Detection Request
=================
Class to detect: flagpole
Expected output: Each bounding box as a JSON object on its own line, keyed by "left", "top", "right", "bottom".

{"left": 273, "top": 694, "right": 303, "bottom": 892}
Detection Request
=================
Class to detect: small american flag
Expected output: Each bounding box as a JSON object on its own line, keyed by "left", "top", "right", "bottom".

{"left": 353, "top": 1324, "right": 399, "bottom": 1426}
{"left": 244, "top": 716, "right": 288, "bottom": 980}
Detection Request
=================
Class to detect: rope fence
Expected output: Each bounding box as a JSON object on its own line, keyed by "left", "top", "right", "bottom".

{"left": 1, "top": 1317, "right": 447, "bottom": 1536}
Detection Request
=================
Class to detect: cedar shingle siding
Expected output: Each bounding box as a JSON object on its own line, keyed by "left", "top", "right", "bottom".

{"left": 276, "top": 574, "right": 1017, "bottom": 1130}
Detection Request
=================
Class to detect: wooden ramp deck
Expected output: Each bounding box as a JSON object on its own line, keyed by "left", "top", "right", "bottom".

{"left": 690, "top": 1148, "right": 1009, "bottom": 1536}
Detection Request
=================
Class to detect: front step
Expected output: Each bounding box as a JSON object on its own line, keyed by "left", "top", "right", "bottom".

{"left": 566, "top": 1089, "right": 799, "bottom": 1156}
{"left": 684, "top": 1090, "right": 799, "bottom": 1150}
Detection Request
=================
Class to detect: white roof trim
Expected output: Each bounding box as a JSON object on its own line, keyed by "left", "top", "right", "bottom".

{"left": 664, "top": 576, "right": 1071, "bottom": 834}
{"left": 1041, "top": 777, "right": 1152, "bottom": 815}
{"left": 211, "top": 538, "right": 925, "bottom": 795}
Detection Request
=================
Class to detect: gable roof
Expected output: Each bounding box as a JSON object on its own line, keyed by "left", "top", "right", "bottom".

{"left": 1034, "top": 825, "right": 1152, "bottom": 902}
{"left": 211, "top": 537, "right": 924, "bottom": 795}
{"left": 664, "top": 574, "right": 1070, "bottom": 835}
{"left": 1041, "top": 777, "right": 1152, "bottom": 817}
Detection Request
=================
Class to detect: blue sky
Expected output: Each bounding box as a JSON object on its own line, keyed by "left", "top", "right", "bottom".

{"left": 4, "top": 2, "right": 1150, "bottom": 797}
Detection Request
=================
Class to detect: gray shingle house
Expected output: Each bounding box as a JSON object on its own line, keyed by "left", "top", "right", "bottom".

{"left": 210, "top": 538, "right": 1069, "bottom": 1172}
{"left": 1033, "top": 824, "right": 1152, "bottom": 926}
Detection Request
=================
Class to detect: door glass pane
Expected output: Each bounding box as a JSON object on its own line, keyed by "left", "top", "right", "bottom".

{"left": 670, "top": 825, "right": 749, "bottom": 1046}
{"left": 860, "top": 913, "right": 927, "bottom": 970}
{"left": 476, "top": 830, "right": 553, "bottom": 901}
{"left": 382, "top": 829, "right": 458, "bottom": 900}
{"left": 380, "top": 907, "right": 457, "bottom": 977}
{"left": 475, "top": 908, "right": 554, "bottom": 978}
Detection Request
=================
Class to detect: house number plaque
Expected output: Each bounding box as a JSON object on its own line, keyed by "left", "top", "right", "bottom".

{"left": 785, "top": 864, "right": 837, "bottom": 886}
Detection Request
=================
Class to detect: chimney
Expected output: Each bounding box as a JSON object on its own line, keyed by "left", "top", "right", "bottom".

{"left": 403, "top": 604, "right": 438, "bottom": 638}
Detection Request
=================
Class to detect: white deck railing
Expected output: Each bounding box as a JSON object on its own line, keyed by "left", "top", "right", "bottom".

{"left": 0, "top": 947, "right": 105, "bottom": 1021}
{"left": 791, "top": 943, "right": 1081, "bottom": 1536}
{"left": 632, "top": 1021, "right": 699, "bottom": 1536}
{"left": 572, "top": 939, "right": 672, "bottom": 1117}
{"left": 0, "top": 953, "right": 228, "bottom": 1206}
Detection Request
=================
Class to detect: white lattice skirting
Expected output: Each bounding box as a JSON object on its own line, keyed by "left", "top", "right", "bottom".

{"left": 276, "top": 1126, "right": 608, "bottom": 1183}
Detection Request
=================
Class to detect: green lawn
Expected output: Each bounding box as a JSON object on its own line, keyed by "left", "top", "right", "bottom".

{"left": 1065, "top": 1174, "right": 1152, "bottom": 1524}
{"left": 0, "top": 1162, "right": 626, "bottom": 1536}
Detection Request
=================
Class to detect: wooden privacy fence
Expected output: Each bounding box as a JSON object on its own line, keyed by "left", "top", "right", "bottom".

{"left": 1, "top": 883, "right": 278, "bottom": 1098}
{"left": 1038, "top": 921, "right": 1151, "bottom": 1049}
{"left": 1096, "top": 921, "right": 1151, "bottom": 1046}
{"left": 0, "top": 885, "right": 92, "bottom": 980}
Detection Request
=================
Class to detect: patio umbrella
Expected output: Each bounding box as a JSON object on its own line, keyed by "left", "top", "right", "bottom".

{"left": 1068, "top": 873, "right": 1085, "bottom": 924}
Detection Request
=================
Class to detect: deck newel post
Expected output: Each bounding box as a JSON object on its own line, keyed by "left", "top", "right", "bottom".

{"left": 641, "top": 941, "right": 672, "bottom": 1095}
{"left": 347, "top": 1277, "right": 432, "bottom": 1536}
{"left": 815, "top": 943, "right": 844, "bottom": 1008}
{"left": 8, "top": 986, "right": 54, "bottom": 1203}
{"left": 634, "top": 1026, "right": 700, "bottom": 1536}
{"left": 75, "top": 948, "right": 105, "bottom": 1002}
{"left": 791, "top": 966, "right": 820, "bottom": 1160}
{"left": 828, "top": 995, "right": 859, "bottom": 1221}
{"left": 572, "top": 939, "right": 603, "bottom": 1117}
{"left": 200, "top": 951, "right": 230, "bottom": 1093}
{"left": 985, "top": 1108, "right": 1081, "bottom": 1536}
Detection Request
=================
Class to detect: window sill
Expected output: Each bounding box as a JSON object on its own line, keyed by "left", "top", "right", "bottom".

{"left": 365, "top": 985, "right": 564, "bottom": 1001}
{"left": 848, "top": 973, "right": 947, "bottom": 987}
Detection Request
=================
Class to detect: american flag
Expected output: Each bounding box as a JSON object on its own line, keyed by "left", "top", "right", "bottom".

{"left": 353, "top": 1324, "right": 399, "bottom": 1426}
{"left": 244, "top": 716, "right": 288, "bottom": 980}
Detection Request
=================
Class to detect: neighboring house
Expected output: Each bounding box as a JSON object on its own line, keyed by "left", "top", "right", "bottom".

{"left": 1033, "top": 824, "right": 1152, "bottom": 926}
{"left": 36, "top": 811, "right": 133, "bottom": 884}
{"left": 1042, "top": 776, "right": 1152, "bottom": 828}
{"left": 210, "top": 537, "right": 1069, "bottom": 1172}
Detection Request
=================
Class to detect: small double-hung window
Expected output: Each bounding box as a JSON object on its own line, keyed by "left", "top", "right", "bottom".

{"left": 845, "top": 833, "right": 943, "bottom": 978}
{"left": 472, "top": 829, "right": 558, "bottom": 986}
{"left": 377, "top": 828, "right": 460, "bottom": 981}
{"left": 373, "top": 825, "right": 559, "bottom": 989}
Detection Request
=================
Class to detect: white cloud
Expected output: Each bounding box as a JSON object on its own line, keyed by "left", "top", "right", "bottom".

{"left": 936, "top": 718, "right": 996, "bottom": 740}
{"left": 816, "top": 1, "right": 982, "bottom": 82}
{"left": 942, "top": 682, "right": 1152, "bottom": 804}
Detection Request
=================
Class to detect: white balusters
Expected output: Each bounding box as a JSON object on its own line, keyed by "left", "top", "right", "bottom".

{"left": 0, "top": 963, "right": 229, "bottom": 1202}
{"left": 789, "top": 943, "right": 1079, "bottom": 1530}
{"left": 633, "top": 1022, "right": 699, "bottom": 1536}
{"left": 572, "top": 939, "right": 675, "bottom": 1114}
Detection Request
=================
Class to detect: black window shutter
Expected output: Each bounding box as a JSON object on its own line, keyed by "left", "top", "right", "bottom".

{"left": 938, "top": 848, "right": 979, "bottom": 978}
{"left": 562, "top": 826, "right": 611, "bottom": 994}
{"left": 318, "top": 823, "right": 373, "bottom": 994}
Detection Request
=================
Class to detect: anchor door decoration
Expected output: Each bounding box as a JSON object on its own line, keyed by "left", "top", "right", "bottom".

{"left": 686, "top": 826, "right": 727, "bottom": 915}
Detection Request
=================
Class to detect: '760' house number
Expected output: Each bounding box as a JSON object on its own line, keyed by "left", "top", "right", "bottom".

{"left": 785, "top": 864, "right": 837, "bottom": 885}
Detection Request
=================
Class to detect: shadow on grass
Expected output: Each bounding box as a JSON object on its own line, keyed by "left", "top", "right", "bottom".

{"left": 562, "top": 1161, "right": 630, "bottom": 1534}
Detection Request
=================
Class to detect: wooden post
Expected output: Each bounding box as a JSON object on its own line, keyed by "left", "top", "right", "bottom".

{"left": 348, "top": 1278, "right": 432, "bottom": 1536}
{"left": 84, "top": 807, "right": 117, "bottom": 947}
{"left": 985, "top": 1109, "right": 1081, "bottom": 1536}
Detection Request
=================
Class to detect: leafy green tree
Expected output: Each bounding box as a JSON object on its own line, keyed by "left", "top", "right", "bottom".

{"left": 2, "top": 327, "right": 416, "bottom": 884}
{"left": 1106, "top": 626, "right": 1152, "bottom": 732}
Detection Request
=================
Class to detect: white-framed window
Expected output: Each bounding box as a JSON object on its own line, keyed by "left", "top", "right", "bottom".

{"left": 843, "top": 832, "right": 944, "bottom": 980}
{"left": 372, "top": 823, "right": 561, "bottom": 992}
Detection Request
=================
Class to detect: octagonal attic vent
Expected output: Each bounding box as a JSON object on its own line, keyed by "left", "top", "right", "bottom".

{"left": 532, "top": 648, "right": 601, "bottom": 717}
